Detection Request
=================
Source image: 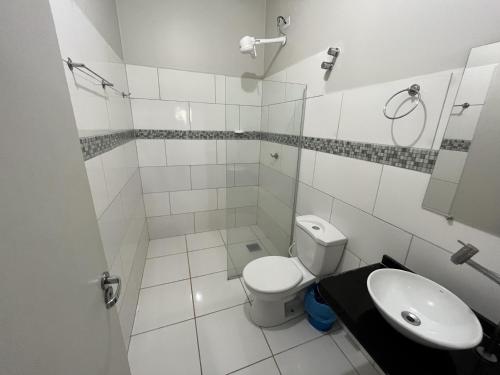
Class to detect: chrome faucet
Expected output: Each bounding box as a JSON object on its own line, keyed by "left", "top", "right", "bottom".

{"left": 451, "top": 240, "right": 500, "bottom": 363}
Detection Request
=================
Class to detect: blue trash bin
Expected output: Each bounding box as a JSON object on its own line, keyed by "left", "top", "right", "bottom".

{"left": 304, "top": 285, "right": 336, "bottom": 331}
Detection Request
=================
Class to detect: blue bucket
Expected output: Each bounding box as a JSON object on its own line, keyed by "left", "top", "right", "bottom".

{"left": 304, "top": 285, "right": 336, "bottom": 331}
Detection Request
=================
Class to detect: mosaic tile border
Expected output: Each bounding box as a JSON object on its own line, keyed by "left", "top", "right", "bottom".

{"left": 80, "top": 130, "right": 134, "bottom": 161}
{"left": 80, "top": 129, "right": 437, "bottom": 173}
{"left": 440, "top": 138, "right": 471, "bottom": 152}
{"left": 134, "top": 129, "right": 261, "bottom": 140}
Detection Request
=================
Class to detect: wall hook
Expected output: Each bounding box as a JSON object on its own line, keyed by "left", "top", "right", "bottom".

{"left": 321, "top": 48, "right": 341, "bottom": 70}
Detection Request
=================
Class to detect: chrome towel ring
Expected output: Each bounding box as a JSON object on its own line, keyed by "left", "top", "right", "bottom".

{"left": 383, "top": 84, "right": 421, "bottom": 120}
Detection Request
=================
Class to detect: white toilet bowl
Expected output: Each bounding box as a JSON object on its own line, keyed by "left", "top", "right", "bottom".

{"left": 242, "top": 215, "right": 347, "bottom": 327}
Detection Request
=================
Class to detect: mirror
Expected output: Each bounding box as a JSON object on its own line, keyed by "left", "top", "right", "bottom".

{"left": 423, "top": 41, "right": 500, "bottom": 236}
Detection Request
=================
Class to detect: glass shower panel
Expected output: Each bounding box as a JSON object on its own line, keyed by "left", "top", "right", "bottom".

{"left": 225, "top": 77, "right": 307, "bottom": 279}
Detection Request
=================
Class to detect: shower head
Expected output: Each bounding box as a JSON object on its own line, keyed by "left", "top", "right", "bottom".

{"left": 239, "top": 36, "right": 257, "bottom": 57}
{"left": 239, "top": 35, "right": 287, "bottom": 58}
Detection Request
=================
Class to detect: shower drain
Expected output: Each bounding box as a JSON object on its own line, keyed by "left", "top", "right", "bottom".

{"left": 401, "top": 311, "right": 421, "bottom": 326}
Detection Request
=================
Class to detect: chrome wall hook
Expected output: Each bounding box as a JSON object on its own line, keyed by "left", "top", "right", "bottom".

{"left": 321, "top": 48, "right": 341, "bottom": 70}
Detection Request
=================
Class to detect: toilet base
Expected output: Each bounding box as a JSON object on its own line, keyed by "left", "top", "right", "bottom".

{"left": 249, "top": 290, "right": 306, "bottom": 327}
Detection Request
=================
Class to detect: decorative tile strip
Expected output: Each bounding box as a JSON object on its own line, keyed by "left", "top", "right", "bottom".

{"left": 260, "top": 132, "right": 301, "bottom": 147}
{"left": 134, "top": 129, "right": 261, "bottom": 140}
{"left": 80, "top": 129, "right": 134, "bottom": 161}
{"left": 80, "top": 129, "right": 438, "bottom": 173}
{"left": 440, "top": 138, "right": 471, "bottom": 152}
{"left": 301, "top": 136, "right": 439, "bottom": 174}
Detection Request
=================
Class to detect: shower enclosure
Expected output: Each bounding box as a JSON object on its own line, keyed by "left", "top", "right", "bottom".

{"left": 225, "top": 78, "right": 307, "bottom": 278}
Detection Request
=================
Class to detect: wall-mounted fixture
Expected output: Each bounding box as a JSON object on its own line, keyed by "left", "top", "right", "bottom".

{"left": 239, "top": 16, "right": 290, "bottom": 58}
{"left": 382, "top": 84, "right": 422, "bottom": 120}
{"left": 321, "top": 47, "right": 341, "bottom": 70}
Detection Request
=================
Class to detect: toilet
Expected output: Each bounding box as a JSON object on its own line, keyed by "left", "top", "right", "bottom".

{"left": 242, "top": 215, "right": 347, "bottom": 327}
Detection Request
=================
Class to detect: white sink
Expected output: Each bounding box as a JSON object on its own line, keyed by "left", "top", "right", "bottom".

{"left": 367, "top": 269, "right": 483, "bottom": 350}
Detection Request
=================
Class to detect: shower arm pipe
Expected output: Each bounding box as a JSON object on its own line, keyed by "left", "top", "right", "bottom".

{"left": 254, "top": 36, "right": 287, "bottom": 46}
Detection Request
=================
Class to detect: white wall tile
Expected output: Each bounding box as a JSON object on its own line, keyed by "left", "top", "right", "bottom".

{"left": 234, "top": 164, "right": 259, "bottom": 186}
{"left": 218, "top": 186, "right": 258, "bottom": 209}
{"left": 431, "top": 150, "right": 468, "bottom": 183}
{"left": 338, "top": 71, "right": 452, "bottom": 148}
{"left": 215, "top": 75, "right": 226, "bottom": 104}
{"left": 299, "top": 149, "right": 316, "bottom": 185}
{"left": 107, "top": 96, "right": 134, "bottom": 130}
{"left": 330, "top": 199, "right": 412, "bottom": 264}
{"left": 235, "top": 206, "right": 258, "bottom": 227}
{"left": 85, "top": 156, "right": 109, "bottom": 218}
{"left": 258, "top": 188, "right": 293, "bottom": 235}
{"left": 216, "top": 140, "right": 226, "bottom": 164}
{"left": 166, "top": 140, "right": 217, "bottom": 165}
{"left": 260, "top": 141, "right": 281, "bottom": 170}
{"left": 158, "top": 68, "right": 215, "bottom": 102}
{"left": 268, "top": 101, "right": 297, "bottom": 134}
{"left": 226, "top": 77, "right": 262, "bottom": 106}
{"left": 444, "top": 105, "right": 483, "bottom": 140}
{"left": 422, "top": 178, "right": 457, "bottom": 214}
{"left": 406, "top": 237, "right": 500, "bottom": 322}
{"left": 101, "top": 145, "right": 132, "bottom": 200}
{"left": 131, "top": 99, "right": 189, "bottom": 130}
{"left": 195, "top": 209, "right": 235, "bottom": 232}
{"left": 260, "top": 106, "right": 269, "bottom": 132}
{"left": 191, "top": 165, "right": 227, "bottom": 189}
{"left": 373, "top": 165, "right": 500, "bottom": 273}
{"left": 126, "top": 64, "right": 159, "bottom": 99}
{"left": 240, "top": 106, "right": 261, "bottom": 131}
{"left": 336, "top": 250, "right": 361, "bottom": 274}
{"left": 136, "top": 139, "right": 166, "bottom": 167}
{"left": 313, "top": 152, "right": 383, "bottom": 213}
{"left": 280, "top": 145, "right": 299, "bottom": 178}
{"left": 296, "top": 183, "right": 333, "bottom": 221}
{"left": 225, "top": 105, "right": 239, "bottom": 131}
{"left": 259, "top": 165, "right": 295, "bottom": 207}
{"left": 227, "top": 140, "right": 260, "bottom": 163}
{"left": 147, "top": 213, "right": 194, "bottom": 239}
{"left": 455, "top": 64, "right": 497, "bottom": 105}
{"left": 140, "top": 166, "right": 191, "bottom": 193}
{"left": 170, "top": 189, "right": 218, "bottom": 214}
{"left": 190, "top": 103, "right": 225, "bottom": 131}
{"left": 262, "top": 80, "right": 286, "bottom": 105}
{"left": 303, "top": 92, "right": 342, "bottom": 139}
{"left": 143, "top": 192, "right": 170, "bottom": 217}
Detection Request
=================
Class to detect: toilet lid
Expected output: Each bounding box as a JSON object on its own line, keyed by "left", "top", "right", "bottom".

{"left": 243, "top": 256, "right": 303, "bottom": 294}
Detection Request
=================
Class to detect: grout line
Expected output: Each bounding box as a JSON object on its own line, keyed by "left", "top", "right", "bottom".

{"left": 156, "top": 68, "right": 161, "bottom": 99}
{"left": 140, "top": 275, "right": 191, "bottom": 290}
{"left": 259, "top": 327, "right": 283, "bottom": 375}
{"left": 370, "top": 164, "right": 385, "bottom": 214}
{"left": 225, "top": 357, "right": 275, "bottom": 375}
{"left": 184, "top": 235, "right": 204, "bottom": 375}
{"left": 404, "top": 235, "right": 415, "bottom": 265}
{"left": 327, "top": 334, "right": 363, "bottom": 375}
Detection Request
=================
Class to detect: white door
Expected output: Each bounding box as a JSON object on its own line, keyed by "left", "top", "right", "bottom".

{"left": 0, "top": 2, "right": 131, "bottom": 375}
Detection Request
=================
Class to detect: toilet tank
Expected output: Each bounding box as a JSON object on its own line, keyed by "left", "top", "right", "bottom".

{"left": 294, "top": 215, "right": 347, "bottom": 276}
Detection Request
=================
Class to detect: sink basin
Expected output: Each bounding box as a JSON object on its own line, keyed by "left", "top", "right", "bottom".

{"left": 367, "top": 269, "right": 483, "bottom": 350}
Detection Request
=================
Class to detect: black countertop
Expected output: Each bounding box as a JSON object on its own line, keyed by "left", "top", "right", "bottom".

{"left": 318, "top": 256, "right": 500, "bottom": 375}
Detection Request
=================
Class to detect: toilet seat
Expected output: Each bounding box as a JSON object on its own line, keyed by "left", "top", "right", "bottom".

{"left": 243, "top": 256, "right": 303, "bottom": 294}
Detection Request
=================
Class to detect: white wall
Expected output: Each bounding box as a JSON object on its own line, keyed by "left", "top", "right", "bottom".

{"left": 116, "top": 0, "right": 267, "bottom": 76}
{"left": 49, "top": 0, "right": 148, "bottom": 349}
{"left": 127, "top": 65, "right": 262, "bottom": 239}
{"left": 267, "top": 56, "right": 500, "bottom": 322}
{"left": 264, "top": 0, "right": 500, "bottom": 92}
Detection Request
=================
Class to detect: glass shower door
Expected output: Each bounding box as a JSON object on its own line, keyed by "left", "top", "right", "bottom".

{"left": 225, "top": 77, "right": 306, "bottom": 279}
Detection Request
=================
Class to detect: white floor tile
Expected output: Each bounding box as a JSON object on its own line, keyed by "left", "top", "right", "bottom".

{"left": 228, "top": 240, "right": 269, "bottom": 273}
{"left": 132, "top": 280, "right": 193, "bottom": 334}
{"left": 128, "top": 320, "right": 201, "bottom": 375}
{"left": 262, "top": 315, "right": 324, "bottom": 354}
{"left": 275, "top": 336, "right": 355, "bottom": 375}
{"left": 141, "top": 254, "right": 189, "bottom": 288}
{"left": 230, "top": 358, "right": 280, "bottom": 375}
{"left": 191, "top": 272, "right": 248, "bottom": 316}
{"left": 239, "top": 277, "right": 254, "bottom": 302}
{"left": 221, "top": 226, "right": 258, "bottom": 244}
{"left": 147, "top": 236, "right": 186, "bottom": 258}
{"left": 330, "top": 327, "right": 380, "bottom": 375}
{"left": 188, "top": 246, "right": 229, "bottom": 277}
{"left": 187, "top": 230, "right": 224, "bottom": 251}
{"left": 196, "top": 304, "right": 271, "bottom": 375}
